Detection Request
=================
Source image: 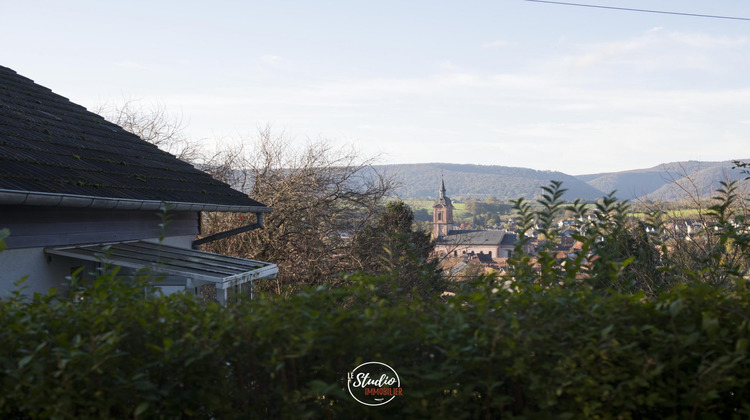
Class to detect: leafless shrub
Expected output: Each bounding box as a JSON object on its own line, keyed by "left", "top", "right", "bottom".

{"left": 199, "top": 127, "right": 397, "bottom": 294}
{"left": 94, "top": 99, "right": 203, "bottom": 162}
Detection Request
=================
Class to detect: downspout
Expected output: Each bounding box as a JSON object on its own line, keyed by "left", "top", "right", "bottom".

{"left": 192, "top": 212, "right": 264, "bottom": 249}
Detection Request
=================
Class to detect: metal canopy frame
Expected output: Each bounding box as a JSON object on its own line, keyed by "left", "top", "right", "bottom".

{"left": 45, "top": 240, "right": 277, "bottom": 304}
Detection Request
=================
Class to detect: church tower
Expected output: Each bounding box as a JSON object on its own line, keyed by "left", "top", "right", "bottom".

{"left": 432, "top": 177, "right": 454, "bottom": 239}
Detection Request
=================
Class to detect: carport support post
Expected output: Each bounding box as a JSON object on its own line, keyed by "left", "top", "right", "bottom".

{"left": 186, "top": 278, "right": 199, "bottom": 299}
{"left": 216, "top": 284, "right": 228, "bottom": 306}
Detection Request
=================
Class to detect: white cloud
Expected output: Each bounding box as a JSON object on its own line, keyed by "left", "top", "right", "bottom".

{"left": 554, "top": 29, "right": 749, "bottom": 75}
{"left": 155, "top": 69, "right": 749, "bottom": 171}
{"left": 666, "top": 32, "right": 748, "bottom": 49}
{"left": 97, "top": 28, "right": 750, "bottom": 174}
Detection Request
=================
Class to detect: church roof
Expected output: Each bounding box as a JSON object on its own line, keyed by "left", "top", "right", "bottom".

{"left": 0, "top": 65, "right": 268, "bottom": 212}
{"left": 436, "top": 230, "right": 516, "bottom": 246}
{"left": 433, "top": 177, "right": 452, "bottom": 207}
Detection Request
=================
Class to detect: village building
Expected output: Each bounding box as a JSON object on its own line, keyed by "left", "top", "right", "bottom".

{"left": 431, "top": 179, "right": 517, "bottom": 260}
{"left": 0, "top": 65, "right": 276, "bottom": 303}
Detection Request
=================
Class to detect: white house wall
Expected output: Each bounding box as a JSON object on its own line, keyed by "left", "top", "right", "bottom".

{"left": 143, "top": 234, "right": 194, "bottom": 249}
{"left": 0, "top": 246, "right": 93, "bottom": 296}
{"left": 0, "top": 205, "right": 201, "bottom": 296}
{"left": 0, "top": 206, "right": 199, "bottom": 249}
{"left": 0, "top": 234, "right": 197, "bottom": 297}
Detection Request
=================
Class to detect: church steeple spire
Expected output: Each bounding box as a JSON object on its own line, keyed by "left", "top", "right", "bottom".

{"left": 432, "top": 176, "right": 454, "bottom": 238}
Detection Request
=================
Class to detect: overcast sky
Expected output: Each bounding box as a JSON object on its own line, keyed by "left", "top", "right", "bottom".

{"left": 3, "top": 0, "right": 750, "bottom": 174}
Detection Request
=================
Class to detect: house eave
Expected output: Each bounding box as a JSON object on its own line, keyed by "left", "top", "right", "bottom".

{"left": 0, "top": 189, "right": 272, "bottom": 213}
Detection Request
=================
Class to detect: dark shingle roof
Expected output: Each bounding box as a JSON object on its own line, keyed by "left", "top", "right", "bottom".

{"left": 0, "top": 65, "right": 267, "bottom": 211}
{"left": 500, "top": 233, "right": 517, "bottom": 245}
{"left": 433, "top": 177, "right": 452, "bottom": 207}
{"left": 437, "top": 230, "right": 509, "bottom": 246}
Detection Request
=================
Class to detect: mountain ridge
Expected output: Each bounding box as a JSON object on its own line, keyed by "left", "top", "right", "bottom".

{"left": 375, "top": 159, "right": 749, "bottom": 201}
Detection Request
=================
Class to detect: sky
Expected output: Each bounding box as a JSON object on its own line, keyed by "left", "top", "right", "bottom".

{"left": 3, "top": 0, "right": 750, "bottom": 174}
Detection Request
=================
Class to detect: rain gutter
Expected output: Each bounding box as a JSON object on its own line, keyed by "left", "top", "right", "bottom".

{"left": 0, "top": 189, "right": 272, "bottom": 213}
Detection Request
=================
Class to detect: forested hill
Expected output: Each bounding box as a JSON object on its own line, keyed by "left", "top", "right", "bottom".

{"left": 373, "top": 163, "right": 605, "bottom": 200}
{"left": 578, "top": 159, "right": 749, "bottom": 201}
{"left": 372, "top": 159, "right": 749, "bottom": 201}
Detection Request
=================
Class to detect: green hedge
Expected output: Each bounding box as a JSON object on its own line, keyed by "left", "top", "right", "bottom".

{"left": 3, "top": 181, "right": 750, "bottom": 419}
{"left": 1, "top": 273, "right": 749, "bottom": 419}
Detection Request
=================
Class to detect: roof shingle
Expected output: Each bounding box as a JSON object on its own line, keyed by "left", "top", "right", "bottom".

{"left": 0, "top": 65, "right": 267, "bottom": 211}
{"left": 437, "top": 230, "right": 510, "bottom": 246}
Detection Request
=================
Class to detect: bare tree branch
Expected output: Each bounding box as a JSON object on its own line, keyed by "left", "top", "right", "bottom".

{"left": 94, "top": 98, "right": 203, "bottom": 163}
{"left": 199, "top": 127, "right": 398, "bottom": 295}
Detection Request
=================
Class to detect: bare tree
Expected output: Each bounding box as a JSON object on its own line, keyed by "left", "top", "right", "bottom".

{"left": 95, "top": 100, "right": 400, "bottom": 294}
{"left": 199, "top": 127, "right": 398, "bottom": 295}
{"left": 94, "top": 99, "right": 203, "bottom": 162}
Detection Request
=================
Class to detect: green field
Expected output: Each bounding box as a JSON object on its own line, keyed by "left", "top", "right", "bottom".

{"left": 398, "top": 197, "right": 706, "bottom": 223}
{"left": 627, "top": 208, "right": 703, "bottom": 219}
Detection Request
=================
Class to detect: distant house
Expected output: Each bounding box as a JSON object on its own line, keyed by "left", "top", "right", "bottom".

{"left": 0, "top": 65, "right": 276, "bottom": 303}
